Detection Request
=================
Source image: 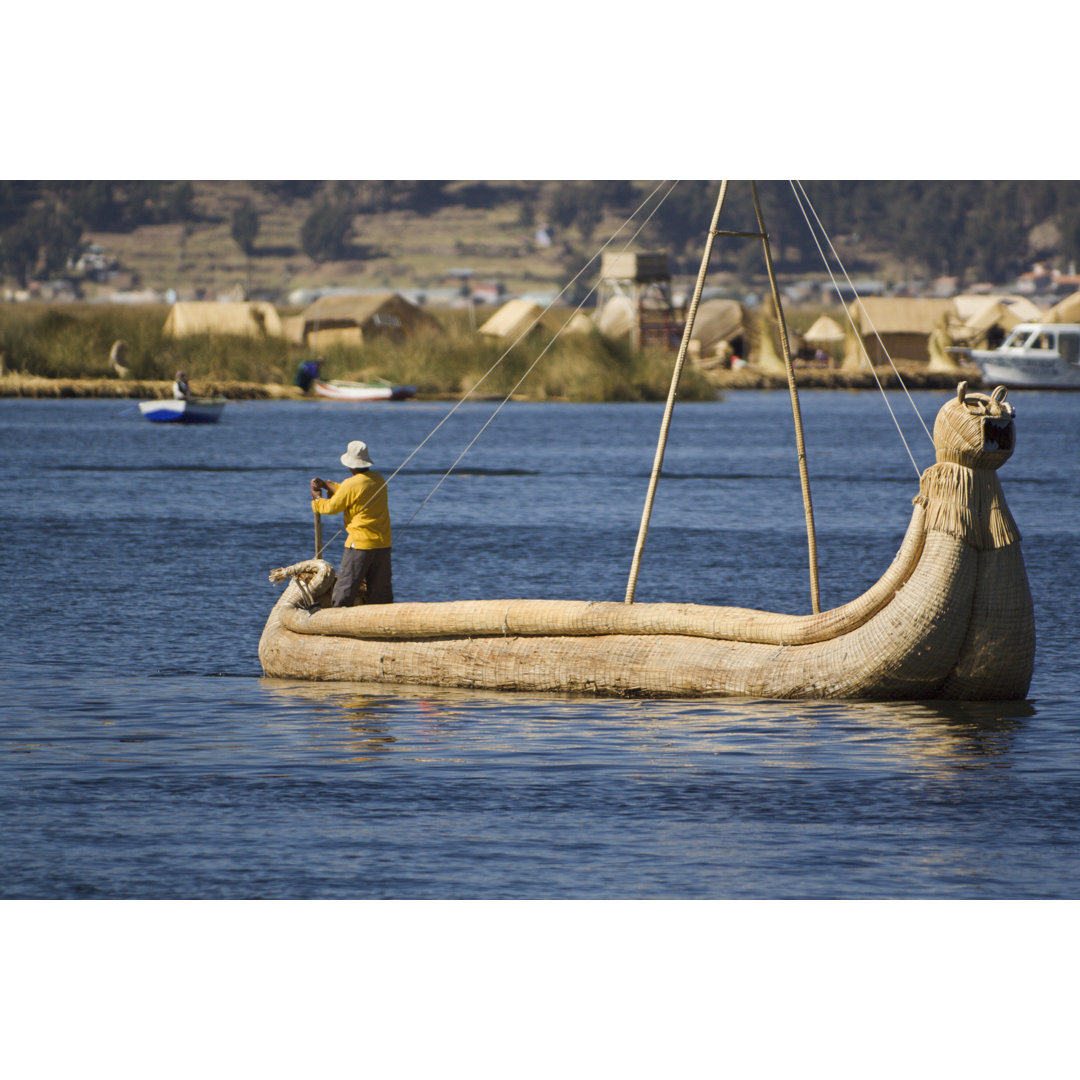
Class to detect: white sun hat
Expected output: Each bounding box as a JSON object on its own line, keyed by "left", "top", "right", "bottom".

{"left": 340, "top": 440, "right": 374, "bottom": 469}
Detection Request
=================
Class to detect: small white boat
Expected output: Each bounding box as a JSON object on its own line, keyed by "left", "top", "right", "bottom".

{"left": 969, "top": 323, "right": 1080, "bottom": 389}
{"left": 313, "top": 379, "right": 417, "bottom": 402}
{"left": 138, "top": 397, "right": 227, "bottom": 423}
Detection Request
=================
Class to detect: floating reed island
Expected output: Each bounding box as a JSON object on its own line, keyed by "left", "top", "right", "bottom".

{"left": 0, "top": 365, "right": 978, "bottom": 399}
{"left": 0, "top": 373, "right": 298, "bottom": 400}
{"left": 261, "top": 382, "right": 1035, "bottom": 700}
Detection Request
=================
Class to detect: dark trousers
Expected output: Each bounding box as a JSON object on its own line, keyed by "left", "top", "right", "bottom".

{"left": 332, "top": 546, "right": 393, "bottom": 607}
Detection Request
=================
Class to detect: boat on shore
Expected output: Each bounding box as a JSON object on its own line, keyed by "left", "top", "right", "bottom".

{"left": 313, "top": 379, "right": 417, "bottom": 402}
{"left": 137, "top": 397, "right": 227, "bottom": 423}
{"left": 968, "top": 323, "right": 1080, "bottom": 389}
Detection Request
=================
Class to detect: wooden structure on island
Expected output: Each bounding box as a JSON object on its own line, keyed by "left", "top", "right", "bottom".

{"left": 596, "top": 251, "right": 680, "bottom": 350}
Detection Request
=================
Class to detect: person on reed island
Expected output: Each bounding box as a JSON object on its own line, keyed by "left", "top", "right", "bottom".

{"left": 311, "top": 440, "right": 393, "bottom": 607}
{"left": 172, "top": 371, "right": 190, "bottom": 400}
{"left": 294, "top": 355, "right": 323, "bottom": 392}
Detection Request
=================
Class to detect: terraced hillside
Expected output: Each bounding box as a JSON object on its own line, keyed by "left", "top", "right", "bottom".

{"left": 78, "top": 181, "right": 618, "bottom": 302}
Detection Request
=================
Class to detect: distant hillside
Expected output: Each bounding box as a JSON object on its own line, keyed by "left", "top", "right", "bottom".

{"left": 89, "top": 180, "right": 578, "bottom": 303}
{"left": 3, "top": 180, "right": 1079, "bottom": 303}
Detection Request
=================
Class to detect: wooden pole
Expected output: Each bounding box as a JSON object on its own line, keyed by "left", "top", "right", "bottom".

{"left": 625, "top": 181, "right": 729, "bottom": 604}
{"left": 314, "top": 511, "right": 323, "bottom": 560}
{"left": 751, "top": 181, "right": 820, "bottom": 613}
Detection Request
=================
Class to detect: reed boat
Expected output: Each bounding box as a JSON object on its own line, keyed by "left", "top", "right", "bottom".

{"left": 261, "top": 382, "right": 1034, "bottom": 699}
{"left": 260, "top": 182, "right": 1035, "bottom": 700}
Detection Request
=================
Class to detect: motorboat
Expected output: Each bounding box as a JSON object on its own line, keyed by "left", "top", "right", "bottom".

{"left": 969, "top": 323, "right": 1080, "bottom": 389}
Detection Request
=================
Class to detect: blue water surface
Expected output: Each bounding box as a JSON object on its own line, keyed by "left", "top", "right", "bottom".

{"left": 2, "top": 389, "right": 1078, "bottom": 899}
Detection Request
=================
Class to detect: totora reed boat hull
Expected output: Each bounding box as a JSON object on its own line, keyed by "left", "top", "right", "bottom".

{"left": 260, "top": 384, "right": 1035, "bottom": 700}
{"left": 259, "top": 510, "right": 1033, "bottom": 700}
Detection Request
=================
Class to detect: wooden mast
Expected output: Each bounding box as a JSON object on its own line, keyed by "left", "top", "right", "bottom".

{"left": 625, "top": 181, "right": 730, "bottom": 604}
{"left": 752, "top": 181, "right": 820, "bottom": 613}
{"left": 625, "top": 181, "right": 820, "bottom": 615}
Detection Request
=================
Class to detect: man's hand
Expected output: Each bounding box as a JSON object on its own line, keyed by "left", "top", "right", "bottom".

{"left": 311, "top": 477, "right": 326, "bottom": 498}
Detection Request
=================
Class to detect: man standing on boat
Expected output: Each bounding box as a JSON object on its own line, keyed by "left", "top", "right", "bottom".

{"left": 310, "top": 440, "right": 393, "bottom": 607}
{"left": 172, "top": 371, "right": 190, "bottom": 400}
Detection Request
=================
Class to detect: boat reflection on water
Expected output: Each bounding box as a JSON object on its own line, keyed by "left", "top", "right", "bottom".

{"left": 261, "top": 679, "right": 405, "bottom": 762}
{"left": 810, "top": 697, "right": 1034, "bottom": 770}
{"left": 259, "top": 679, "right": 1034, "bottom": 772}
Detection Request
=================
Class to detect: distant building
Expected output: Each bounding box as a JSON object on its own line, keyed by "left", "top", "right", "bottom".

{"left": 163, "top": 300, "right": 282, "bottom": 335}
{"left": 287, "top": 292, "right": 438, "bottom": 349}
{"left": 69, "top": 243, "right": 116, "bottom": 278}
{"left": 470, "top": 281, "right": 506, "bottom": 305}
{"left": 446, "top": 268, "right": 475, "bottom": 297}
{"left": 594, "top": 251, "right": 678, "bottom": 350}
{"left": 823, "top": 278, "right": 885, "bottom": 303}
{"left": 1016, "top": 264, "right": 1054, "bottom": 294}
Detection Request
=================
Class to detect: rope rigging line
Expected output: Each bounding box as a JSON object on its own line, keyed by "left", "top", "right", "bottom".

{"left": 790, "top": 180, "right": 933, "bottom": 475}
{"left": 400, "top": 180, "right": 682, "bottom": 527}
{"left": 313, "top": 181, "right": 680, "bottom": 550}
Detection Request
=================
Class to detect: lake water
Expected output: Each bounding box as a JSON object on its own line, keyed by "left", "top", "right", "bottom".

{"left": 2, "top": 388, "right": 1079, "bottom": 900}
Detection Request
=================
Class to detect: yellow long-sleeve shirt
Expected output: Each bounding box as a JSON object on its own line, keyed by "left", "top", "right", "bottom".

{"left": 312, "top": 470, "right": 392, "bottom": 549}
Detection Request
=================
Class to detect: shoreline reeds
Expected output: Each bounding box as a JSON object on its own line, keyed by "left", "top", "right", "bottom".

{"left": 0, "top": 302, "right": 976, "bottom": 400}
{"left": 0, "top": 303, "right": 719, "bottom": 402}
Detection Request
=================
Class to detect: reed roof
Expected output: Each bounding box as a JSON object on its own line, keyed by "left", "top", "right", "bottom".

{"left": 162, "top": 301, "right": 283, "bottom": 338}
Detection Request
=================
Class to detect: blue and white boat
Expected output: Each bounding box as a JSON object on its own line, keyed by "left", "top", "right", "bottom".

{"left": 138, "top": 397, "right": 227, "bottom": 423}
